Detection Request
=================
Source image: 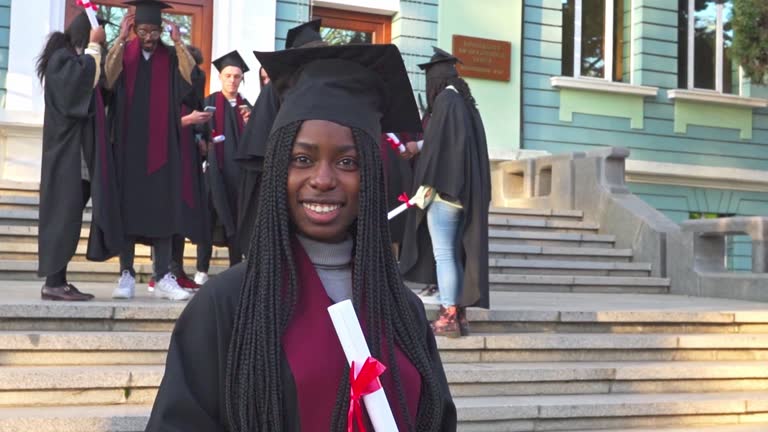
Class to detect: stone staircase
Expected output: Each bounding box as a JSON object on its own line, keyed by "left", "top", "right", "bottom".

{"left": 2, "top": 184, "right": 768, "bottom": 431}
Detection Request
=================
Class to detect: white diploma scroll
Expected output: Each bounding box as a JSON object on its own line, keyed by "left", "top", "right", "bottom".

{"left": 78, "top": 0, "right": 100, "bottom": 29}
{"left": 385, "top": 133, "right": 406, "bottom": 154}
{"left": 387, "top": 185, "right": 432, "bottom": 221}
{"left": 328, "top": 300, "right": 399, "bottom": 432}
{"left": 387, "top": 198, "right": 416, "bottom": 221}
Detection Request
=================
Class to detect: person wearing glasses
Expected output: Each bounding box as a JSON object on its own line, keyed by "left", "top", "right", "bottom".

{"left": 105, "top": 0, "right": 203, "bottom": 301}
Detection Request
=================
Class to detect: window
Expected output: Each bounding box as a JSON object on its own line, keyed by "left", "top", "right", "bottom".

{"left": 678, "top": 0, "right": 736, "bottom": 94}
{"left": 561, "top": 0, "right": 629, "bottom": 82}
{"left": 312, "top": 7, "right": 392, "bottom": 45}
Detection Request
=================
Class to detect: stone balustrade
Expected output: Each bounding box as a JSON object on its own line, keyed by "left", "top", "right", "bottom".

{"left": 682, "top": 217, "right": 768, "bottom": 274}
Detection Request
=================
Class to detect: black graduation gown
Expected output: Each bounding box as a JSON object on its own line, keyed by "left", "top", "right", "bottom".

{"left": 234, "top": 82, "right": 280, "bottom": 253}
{"left": 145, "top": 262, "right": 457, "bottom": 431}
{"left": 204, "top": 93, "right": 250, "bottom": 245}
{"left": 399, "top": 89, "right": 491, "bottom": 309}
{"left": 38, "top": 48, "right": 122, "bottom": 277}
{"left": 177, "top": 67, "right": 210, "bottom": 245}
{"left": 108, "top": 43, "right": 203, "bottom": 243}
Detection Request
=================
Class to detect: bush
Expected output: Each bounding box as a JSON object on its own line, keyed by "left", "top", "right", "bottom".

{"left": 732, "top": 0, "right": 768, "bottom": 84}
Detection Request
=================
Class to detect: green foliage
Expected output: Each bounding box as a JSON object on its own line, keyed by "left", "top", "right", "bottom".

{"left": 732, "top": 0, "right": 768, "bottom": 84}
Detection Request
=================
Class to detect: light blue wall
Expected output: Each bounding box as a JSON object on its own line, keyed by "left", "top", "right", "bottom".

{"left": 273, "top": 1, "right": 437, "bottom": 103}
{"left": 521, "top": 0, "right": 768, "bottom": 171}
{"left": 0, "top": 0, "right": 9, "bottom": 107}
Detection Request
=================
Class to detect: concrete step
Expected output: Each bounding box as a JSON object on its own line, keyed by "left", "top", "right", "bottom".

{"left": 4, "top": 288, "right": 768, "bottom": 334}
{"left": 2, "top": 392, "right": 767, "bottom": 432}
{"left": 489, "top": 274, "right": 670, "bottom": 294}
{"left": 4, "top": 330, "right": 768, "bottom": 366}
{"left": 0, "top": 260, "right": 227, "bottom": 282}
{"left": 566, "top": 425, "right": 768, "bottom": 432}
{"left": 3, "top": 360, "right": 768, "bottom": 407}
{"left": 456, "top": 391, "right": 768, "bottom": 431}
{"left": 489, "top": 207, "right": 584, "bottom": 221}
{"left": 489, "top": 258, "right": 651, "bottom": 276}
{"left": 490, "top": 229, "right": 615, "bottom": 248}
{"left": 437, "top": 333, "right": 768, "bottom": 363}
{"left": 489, "top": 216, "right": 600, "bottom": 233}
{"left": 488, "top": 243, "right": 633, "bottom": 262}
{"left": 445, "top": 361, "right": 768, "bottom": 397}
{"left": 0, "top": 240, "right": 231, "bottom": 265}
{"left": 0, "top": 365, "right": 162, "bottom": 407}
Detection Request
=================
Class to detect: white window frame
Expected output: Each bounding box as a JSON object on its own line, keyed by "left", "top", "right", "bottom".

{"left": 686, "top": 0, "right": 735, "bottom": 94}
{"left": 571, "top": 0, "right": 630, "bottom": 82}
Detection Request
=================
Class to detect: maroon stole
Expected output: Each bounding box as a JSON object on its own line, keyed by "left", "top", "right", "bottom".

{"left": 213, "top": 92, "right": 245, "bottom": 168}
{"left": 123, "top": 39, "right": 171, "bottom": 175}
{"left": 282, "top": 240, "right": 422, "bottom": 431}
{"left": 178, "top": 105, "right": 195, "bottom": 209}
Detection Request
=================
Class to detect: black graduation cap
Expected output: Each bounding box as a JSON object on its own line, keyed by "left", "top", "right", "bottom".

{"left": 417, "top": 46, "right": 462, "bottom": 70}
{"left": 285, "top": 19, "right": 322, "bottom": 49}
{"left": 212, "top": 50, "right": 250, "bottom": 74}
{"left": 254, "top": 44, "right": 422, "bottom": 141}
{"left": 124, "top": 0, "right": 172, "bottom": 26}
{"left": 69, "top": 11, "right": 112, "bottom": 41}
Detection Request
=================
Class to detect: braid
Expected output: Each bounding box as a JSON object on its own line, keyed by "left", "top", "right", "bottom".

{"left": 225, "top": 123, "right": 445, "bottom": 432}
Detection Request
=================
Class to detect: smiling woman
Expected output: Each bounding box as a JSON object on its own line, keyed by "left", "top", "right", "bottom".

{"left": 145, "top": 44, "right": 457, "bottom": 432}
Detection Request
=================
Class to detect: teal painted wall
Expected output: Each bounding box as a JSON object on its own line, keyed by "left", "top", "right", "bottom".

{"left": 628, "top": 182, "right": 766, "bottom": 271}
{"left": 437, "top": 0, "right": 522, "bottom": 153}
{"left": 274, "top": 1, "right": 437, "bottom": 105}
{"left": 0, "top": 0, "right": 9, "bottom": 107}
{"left": 521, "top": 0, "right": 768, "bottom": 171}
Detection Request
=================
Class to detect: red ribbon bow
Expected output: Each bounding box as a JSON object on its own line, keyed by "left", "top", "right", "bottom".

{"left": 385, "top": 135, "right": 401, "bottom": 152}
{"left": 76, "top": 0, "right": 97, "bottom": 10}
{"left": 348, "top": 357, "right": 387, "bottom": 432}
{"left": 398, "top": 192, "right": 412, "bottom": 208}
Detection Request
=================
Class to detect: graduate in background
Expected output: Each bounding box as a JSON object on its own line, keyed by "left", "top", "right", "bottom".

{"left": 145, "top": 43, "right": 455, "bottom": 432}
{"left": 193, "top": 51, "right": 252, "bottom": 284}
{"left": 105, "top": 0, "right": 200, "bottom": 301}
{"left": 235, "top": 19, "right": 326, "bottom": 255}
{"left": 36, "top": 13, "right": 122, "bottom": 301}
{"left": 399, "top": 47, "right": 491, "bottom": 337}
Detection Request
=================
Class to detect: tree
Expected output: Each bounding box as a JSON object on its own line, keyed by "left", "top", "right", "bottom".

{"left": 732, "top": 0, "right": 768, "bottom": 84}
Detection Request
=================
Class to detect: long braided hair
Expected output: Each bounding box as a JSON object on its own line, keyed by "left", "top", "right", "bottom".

{"left": 224, "top": 120, "right": 445, "bottom": 431}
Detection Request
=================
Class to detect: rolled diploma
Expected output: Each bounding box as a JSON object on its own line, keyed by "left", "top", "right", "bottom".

{"left": 328, "top": 300, "right": 399, "bottom": 432}
{"left": 387, "top": 199, "right": 416, "bottom": 220}
{"left": 80, "top": 1, "right": 100, "bottom": 29}
{"left": 385, "top": 133, "right": 406, "bottom": 154}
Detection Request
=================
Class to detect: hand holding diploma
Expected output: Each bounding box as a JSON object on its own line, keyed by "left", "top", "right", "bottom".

{"left": 385, "top": 133, "right": 406, "bottom": 154}
{"left": 76, "top": 0, "right": 100, "bottom": 29}
{"left": 328, "top": 300, "right": 399, "bottom": 432}
{"left": 387, "top": 185, "right": 434, "bottom": 220}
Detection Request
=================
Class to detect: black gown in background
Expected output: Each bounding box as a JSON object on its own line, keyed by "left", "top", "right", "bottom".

{"left": 204, "top": 92, "right": 250, "bottom": 248}
{"left": 38, "top": 48, "right": 122, "bottom": 277}
{"left": 234, "top": 82, "right": 280, "bottom": 253}
{"left": 109, "top": 42, "right": 204, "bottom": 244}
{"left": 399, "top": 88, "right": 491, "bottom": 309}
{"left": 145, "top": 262, "right": 457, "bottom": 431}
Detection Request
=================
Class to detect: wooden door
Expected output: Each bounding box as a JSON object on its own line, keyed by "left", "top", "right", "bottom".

{"left": 312, "top": 7, "right": 392, "bottom": 45}
{"left": 64, "top": 0, "right": 213, "bottom": 90}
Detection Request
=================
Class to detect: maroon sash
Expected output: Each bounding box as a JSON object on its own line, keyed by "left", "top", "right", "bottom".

{"left": 213, "top": 92, "right": 245, "bottom": 168}
{"left": 123, "top": 39, "right": 171, "bottom": 174}
{"left": 283, "top": 240, "right": 422, "bottom": 431}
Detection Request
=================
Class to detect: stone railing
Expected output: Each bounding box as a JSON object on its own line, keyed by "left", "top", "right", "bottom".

{"left": 674, "top": 217, "right": 768, "bottom": 302}
{"left": 492, "top": 147, "right": 768, "bottom": 301}
{"left": 493, "top": 147, "right": 681, "bottom": 280}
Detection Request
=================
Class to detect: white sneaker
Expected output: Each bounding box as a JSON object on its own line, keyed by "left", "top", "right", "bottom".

{"left": 194, "top": 271, "right": 209, "bottom": 285}
{"left": 112, "top": 270, "right": 135, "bottom": 299}
{"left": 153, "top": 273, "right": 192, "bottom": 301}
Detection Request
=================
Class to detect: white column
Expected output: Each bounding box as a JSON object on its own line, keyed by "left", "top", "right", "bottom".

{"left": 211, "top": 0, "right": 276, "bottom": 102}
{"left": 5, "top": 0, "right": 65, "bottom": 113}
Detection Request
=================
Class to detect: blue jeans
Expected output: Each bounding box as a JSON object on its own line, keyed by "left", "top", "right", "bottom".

{"left": 426, "top": 200, "right": 464, "bottom": 307}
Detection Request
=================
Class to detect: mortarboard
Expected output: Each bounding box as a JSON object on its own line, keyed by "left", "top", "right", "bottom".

{"left": 285, "top": 19, "right": 323, "bottom": 49}
{"left": 124, "top": 0, "right": 172, "bottom": 26}
{"left": 213, "top": 50, "right": 250, "bottom": 74}
{"left": 417, "top": 46, "right": 462, "bottom": 70}
{"left": 254, "top": 44, "right": 422, "bottom": 142}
